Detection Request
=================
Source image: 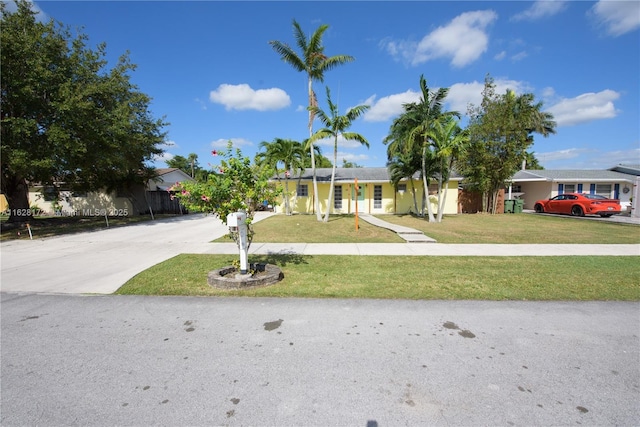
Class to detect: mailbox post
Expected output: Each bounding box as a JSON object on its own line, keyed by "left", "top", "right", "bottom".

{"left": 226, "top": 211, "right": 249, "bottom": 274}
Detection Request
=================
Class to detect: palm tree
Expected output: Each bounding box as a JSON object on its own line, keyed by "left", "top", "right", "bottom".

{"left": 256, "top": 138, "right": 306, "bottom": 215}
{"left": 187, "top": 153, "right": 198, "bottom": 178}
{"left": 307, "top": 86, "right": 369, "bottom": 222}
{"left": 387, "top": 150, "right": 422, "bottom": 215}
{"left": 426, "top": 115, "right": 469, "bottom": 222}
{"left": 404, "top": 75, "right": 458, "bottom": 222}
{"left": 269, "top": 20, "right": 354, "bottom": 221}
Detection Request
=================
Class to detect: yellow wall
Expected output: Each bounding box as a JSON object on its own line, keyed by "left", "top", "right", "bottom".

{"left": 279, "top": 179, "right": 459, "bottom": 215}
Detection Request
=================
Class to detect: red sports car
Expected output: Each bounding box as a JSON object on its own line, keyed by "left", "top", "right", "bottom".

{"left": 534, "top": 193, "right": 621, "bottom": 217}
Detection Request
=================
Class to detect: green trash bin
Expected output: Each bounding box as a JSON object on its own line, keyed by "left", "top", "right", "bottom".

{"left": 514, "top": 199, "right": 524, "bottom": 213}
{"left": 504, "top": 199, "right": 515, "bottom": 213}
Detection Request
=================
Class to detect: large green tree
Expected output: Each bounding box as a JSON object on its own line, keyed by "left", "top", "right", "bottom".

{"left": 308, "top": 86, "right": 369, "bottom": 222}
{"left": 269, "top": 19, "right": 354, "bottom": 221}
{"left": 460, "top": 75, "right": 556, "bottom": 213}
{"left": 1, "top": 1, "right": 167, "bottom": 221}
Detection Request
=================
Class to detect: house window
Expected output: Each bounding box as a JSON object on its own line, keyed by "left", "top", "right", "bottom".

{"left": 374, "top": 185, "right": 382, "bottom": 209}
{"left": 297, "top": 184, "right": 308, "bottom": 197}
{"left": 564, "top": 184, "right": 575, "bottom": 193}
{"left": 397, "top": 184, "right": 407, "bottom": 193}
{"left": 595, "top": 184, "right": 612, "bottom": 197}
{"left": 334, "top": 185, "right": 342, "bottom": 209}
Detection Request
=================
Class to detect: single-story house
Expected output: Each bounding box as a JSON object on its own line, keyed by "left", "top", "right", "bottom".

{"left": 274, "top": 167, "right": 462, "bottom": 215}
{"left": 509, "top": 165, "right": 638, "bottom": 210}
{"left": 26, "top": 168, "right": 194, "bottom": 216}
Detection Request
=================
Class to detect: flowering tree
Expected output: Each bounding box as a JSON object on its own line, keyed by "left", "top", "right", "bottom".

{"left": 169, "top": 142, "right": 281, "bottom": 247}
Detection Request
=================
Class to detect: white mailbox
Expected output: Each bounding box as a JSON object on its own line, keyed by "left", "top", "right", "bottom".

{"left": 227, "top": 211, "right": 245, "bottom": 232}
{"left": 226, "top": 211, "right": 248, "bottom": 274}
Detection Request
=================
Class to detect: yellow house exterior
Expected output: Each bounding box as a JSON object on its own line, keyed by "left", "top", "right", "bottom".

{"left": 276, "top": 167, "right": 461, "bottom": 216}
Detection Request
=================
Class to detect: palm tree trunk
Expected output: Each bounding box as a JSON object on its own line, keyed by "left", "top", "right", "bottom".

{"left": 308, "top": 77, "right": 322, "bottom": 221}
{"left": 323, "top": 138, "right": 338, "bottom": 222}
{"left": 284, "top": 177, "right": 291, "bottom": 215}
{"left": 410, "top": 179, "right": 418, "bottom": 214}
{"left": 422, "top": 143, "right": 435, "bottom": 222}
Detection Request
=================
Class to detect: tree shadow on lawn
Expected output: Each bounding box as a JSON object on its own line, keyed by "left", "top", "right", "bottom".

{"left": 252, "top": 252, "right": 309, "bottom": 267}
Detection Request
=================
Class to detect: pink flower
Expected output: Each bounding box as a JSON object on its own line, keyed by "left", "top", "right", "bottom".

{"left": 181, "top": 190, "right": 190, "bottom": 196}
{"left": 169, "top": 195, "right": 175, "bottom": 201}
{"left": 219, "top": 168, "right": 224, "bottom": 173}
{"left": 201, "top": 195, "right": 210, "bottom": 202}
{"left": 285, "top": 170, "right": 291, "bottom": 178}
{"left": 211, "top": 150, "right": 218, "bottom": 156}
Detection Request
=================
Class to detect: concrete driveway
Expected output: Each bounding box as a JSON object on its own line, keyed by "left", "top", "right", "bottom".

{"left": 0, "top": 214, "right": 234, "bottom": 294}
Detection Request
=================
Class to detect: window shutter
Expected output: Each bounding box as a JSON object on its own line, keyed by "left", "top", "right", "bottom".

{"left": 590, "top": 184, "right": 596, "bottom": 194}
{"left": 614, "top": 184, "right": 620, "bottom": 199}
{"left": 558, "top": 183, "right": 564, "bottom": 194}
{"left": 577, "top": 183, "right": 583, "bottom": 193}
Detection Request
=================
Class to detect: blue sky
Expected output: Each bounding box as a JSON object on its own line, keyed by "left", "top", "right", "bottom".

{"left": 9, "top": 0, "right": 640, "bottom": 170}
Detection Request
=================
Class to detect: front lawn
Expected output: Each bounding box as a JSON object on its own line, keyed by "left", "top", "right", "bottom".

{"left": 246, "top": 213, "right": 639, "bottom": 244}
{"left": 117, "top": 254, "right": 640, "bottom": 301}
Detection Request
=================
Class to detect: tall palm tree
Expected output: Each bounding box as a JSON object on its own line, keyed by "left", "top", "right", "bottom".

{"left": 384, "top": 102, "right": 427, "bottom": 216}
{"left": 187, "top": 153, "right": 198, "bottom": 178}
{"left": 269, "top": 20, "right": 354, "bottom": 221}
{"left": 426, "top": 115, "right": 469, "bottom": 222}
{"left": 308, "top": 86, "right": 369, "bottom": 222}
{"left": 256, "top": 138, "right": 306, "bottom": 215}
{"left": 404, "top": 75, "right": 458, "bottom": 222}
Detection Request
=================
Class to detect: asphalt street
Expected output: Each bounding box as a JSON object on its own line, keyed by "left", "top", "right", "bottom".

{"left": 2, "top": 294, "right": 639, "bottom": 426}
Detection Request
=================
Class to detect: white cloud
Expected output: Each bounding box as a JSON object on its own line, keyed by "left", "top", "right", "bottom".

{"left": 511, "top": 1, "right": 568, "bottom": 21}
{"left": 546, "top": 90, "right": 620, "bottom": 126}
{"left": 210, "top": 137, "right": 253, "bottom": 149}
{"left": 312, "top": 134, "right": 370, "bottom": 149}
{"left": 590, "top": 0, "right": 640, "bottom": 37}
{"left": 535, "top": 148, "right": 591, "bottom": 162}
{"left": 335, "top": 152, "right": 370, "bottom": 165}
{"left": 209, "top": 83, "right": 290, "bottom": 111}
{"left": 511, "top": 51, "right": 528, "bottom": 61}
{"left": 382, "top": 10, "right": 497, "bottom": 68}
{"left": 194, "top": 98, "right": 207, "bottom": 110}
{"left": 362, "top": 91, "right": 421, "bottom": 122}
{"left": 494, "top": 51, "right": 507, "bottom": 61}
{"left": 162, "top": 140, "right": 178, "bottom": 148}
{"left": 2, "top": 0, "right": 48, "bottom": 21}
{"left": 447, "top": 79, "right": 529, "bottom": 114}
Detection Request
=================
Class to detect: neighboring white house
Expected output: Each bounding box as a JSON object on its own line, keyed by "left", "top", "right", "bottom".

{"left": 148, "top": 168, "right": 194, "bottom": 191}
{"left": 27, "top": 168, "right": 195, "bottom": 216}
{"left": 509, "top": 165, "right": 638, "bottom": 210}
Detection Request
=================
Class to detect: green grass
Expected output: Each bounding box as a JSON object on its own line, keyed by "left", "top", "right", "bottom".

{"left": 118, "top": 212, "right": 639, "bottom": 300}
{"left": 241, "top": 213, "right": 639, "bottom": 244}
{"left": 215, "top": 214, "right": 404, "bottom": 243}
{"left": 117, "top": 254, "right": 640, "bottom": 301}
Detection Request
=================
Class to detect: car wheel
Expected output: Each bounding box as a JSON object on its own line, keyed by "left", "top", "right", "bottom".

{"left": 571, "top": 205, "right": 584, "bottom": 217}
{"left": 534, "top": 204, "right": 544, "bottom": 213}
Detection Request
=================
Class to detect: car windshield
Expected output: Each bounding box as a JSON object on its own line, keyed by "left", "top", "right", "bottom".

{"left": 583, "top": 194, "right": 607, "bottom": 200}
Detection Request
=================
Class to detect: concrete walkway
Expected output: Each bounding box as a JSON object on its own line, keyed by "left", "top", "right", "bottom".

{"left": 359, "top": 213, "right": 436, "bottom": 242}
